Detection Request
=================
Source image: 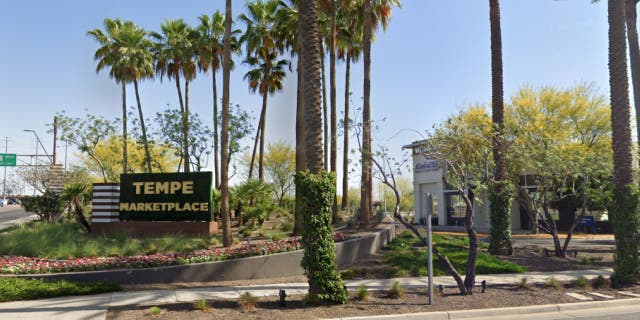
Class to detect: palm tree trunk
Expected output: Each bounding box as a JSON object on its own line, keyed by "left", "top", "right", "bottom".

{"left": 329, "top": 5, "right": 338, "bottom": 221}
{"left": 626, "top": 0, "right": 640, "bottom": 167}
{"left": 121, "top": 82, "right": 128, "bottom": 174}
{"left": 259, "top": 91, "right": 268, "bottom": 182}
{"left": 213, "top": 60, "right": 220, "bottom": 189}
{"left": 360, "top": 0, "right": 373, "bottom": 229}
{"left": 609, "top": 0, "right": 640, "bottom": 285}
{"left": 341, "top": 55, "right": 351, "bottom": 210}
{"left": 320, "top": 42, "right": 329, "bottom": 171}
{"left": 249, "top": 116, "right": 263, "bottom": 179}
{"left": 133, "top": 80, "right": 152, "bottom": 173}
{"left": 175, "top": 74, "right": 185, "bottom": 113}
{"left": 294, "top": 51, "right": 305, "bottom": 235}
{"left": 301, "top": 2, "right": 323, "bottom": 173}
{"left": 488, "top": 0, "right": 512, "bottom": 255}
{"left": 221, "top": 0, "right": 233, "bottom": 247}
{"left": 184, "top": 80, "right": 191, "bottom": 173}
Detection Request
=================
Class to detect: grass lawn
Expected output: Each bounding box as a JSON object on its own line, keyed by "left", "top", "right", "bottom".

{"left": 0, "top": 277, "right": 120, "bottom": 302}
{"left": 384, "top": 231, "right": 526, "bottom": 277}
{"left": 0, "top": 222, "right": 220, "bottom": 259}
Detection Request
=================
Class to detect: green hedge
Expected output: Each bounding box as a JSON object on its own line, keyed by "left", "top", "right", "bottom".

{"left": 489, "top": 181, "right": 513, "bottom": 255}
{"left": 611, "top": 186, "right": 640, "bottom": 285}
{"left": 296, "top": 171, "right": 347, "bottom": 304}
{"left": 0, "top": 278, "right": 120, "bottom": 302}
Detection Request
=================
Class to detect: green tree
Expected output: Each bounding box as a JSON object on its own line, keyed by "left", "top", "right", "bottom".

{"left": 221, "top": 0, "right": 234, "bottom": 247}
{"left": 240, "top": 0, "right": 290, "bottom": 182}
{"left": 55, "top": 112, "right": 117, "bottom": 183}
{"left": 61, "top": 183, "right": 91, "bottom": 233}
{"left": 608, "top": 0, "right": 640, "bottom": 285}
{"left": 88, "top": 19, "right": 155, "bottom": 174}
{"left": 196, "top": 11, "right": 241, "bottom": 188}
{"left": 151, "top": 19, "right": 198, "bottom": 173}
{"left": 153, "top": 109, "right": 213, "bottom": 172}
{"left": 488, "top": 0, "right": 513, "bottom": 256}
{"left": 336, "top": 0, "right": 363, "bottom": 211}
{"left": 297, "top": 0, "right": 347, "bottom": 304}
{"left": 507, "top": 85, "right": 613, "bottom": 257}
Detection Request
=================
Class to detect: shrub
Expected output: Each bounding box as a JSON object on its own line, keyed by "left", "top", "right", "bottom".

{"left": 0, "top": 278, "right": 120, "bottom": 302}
{"left": 546, "top": 277, "right": 562, "bottom": 290}
{"left": 575, "top": 276, "right": 589, "bottom": 289}
{"left": 148, "top": 306, "right": 162, "bottom": 315}
{"left": 580, "top": 256, "right": 603, "bottom": 265}
{"left": 238, "top": 292, "right": 259, "bottom": 311}
{"left": 297, "top": 171, "right": 348, "bottom": 304}
{"left": 592, "top": 275, "right": 608, "bottom": 289}
{"left": 20, "top": 191, "right": 63, "bottom": 223}
{"left": 388, "top": 281, "right": 405, "bottom": 298}
{"left": 280, "top": 221, "right": 293, "bottom": 232}
{"left": 355, "top": 285, "right": 369, "bottom": 301}
{"left": 194, "top": 298, "right": 209, "bottom": 311}
{"left": 518, "top": 277, "right": 531, "bottom": 290}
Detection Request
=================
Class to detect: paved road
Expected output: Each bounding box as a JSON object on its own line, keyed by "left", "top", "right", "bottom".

{"left": 0, "top": 206, "right": 30, "bottom": 224}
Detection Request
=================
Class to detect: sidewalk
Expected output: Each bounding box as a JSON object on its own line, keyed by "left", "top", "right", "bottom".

{"left": 0, "top": 213, "right": 38, "bottom": 231}
{"left": 0, "top": 268, "right": 618, "bottom": 320}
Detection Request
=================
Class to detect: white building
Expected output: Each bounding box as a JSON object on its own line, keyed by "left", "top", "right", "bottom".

{"left": 403, "top": 141, "right": 522, "bottom": 233}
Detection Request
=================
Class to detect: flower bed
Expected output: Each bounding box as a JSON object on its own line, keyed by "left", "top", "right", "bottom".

{"left": 0, "top": 232, "right": 349, "bottom": 275}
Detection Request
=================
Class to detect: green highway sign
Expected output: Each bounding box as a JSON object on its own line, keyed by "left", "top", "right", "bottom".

{"left": 0, "top": 154, "right": 16, "bottom": 167}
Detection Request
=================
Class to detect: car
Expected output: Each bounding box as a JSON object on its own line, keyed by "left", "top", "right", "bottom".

{"left": 7, "top": 198, "right": 19, "bottom": 205}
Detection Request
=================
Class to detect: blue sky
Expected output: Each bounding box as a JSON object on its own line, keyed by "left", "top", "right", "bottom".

{"left": 0, "top": 0, "right": 611, "bottom": 189}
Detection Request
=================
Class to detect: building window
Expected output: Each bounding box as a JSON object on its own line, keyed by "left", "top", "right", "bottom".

{"left": 447, "top": 193, "right": 466, "bottom": 218}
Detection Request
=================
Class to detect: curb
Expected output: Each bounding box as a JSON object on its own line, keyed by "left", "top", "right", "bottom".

{"left": 323, "top": 297, "right": 640, "bottom": 320}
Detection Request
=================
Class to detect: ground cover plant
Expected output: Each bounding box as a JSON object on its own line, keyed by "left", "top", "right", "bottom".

{"left": 384, "top": 231, "right": 526, "bottom": 277}
{"left": 0, "top": 277, "right": 120, "bottom": 302}
{"left": 0, "top": 222, "right": 349, "bottom": 274}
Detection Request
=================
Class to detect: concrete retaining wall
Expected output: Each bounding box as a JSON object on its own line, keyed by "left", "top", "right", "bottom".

{"left": 12, "top": 224, "right": 395, "bottom": 285}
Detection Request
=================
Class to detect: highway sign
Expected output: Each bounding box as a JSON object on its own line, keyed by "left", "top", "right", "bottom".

{"left": 0, "top": 154, "right": 16, "bottom": 167}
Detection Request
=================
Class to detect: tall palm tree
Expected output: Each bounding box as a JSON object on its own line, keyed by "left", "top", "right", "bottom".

{"left": 240, "top": 0, "right": 288, "bottom": 182}
{"left": 151, "top": 19, "right": 198, "bottom": 173}
{"left": 336, "top": 0, "right": 363, "bottom": 211}
{"left": 120, "top": 22, "right": 155, "bottom": 174}
{"left": 89, "top": 19, "right": 154, "bottom": 174}
{"left": 608, "top": 0, "right": 640, "bottom": 285}
{"left": 88, "top": 18, "right": 129, "bottom": 175}
{"left": 197, "top": 12, "right": 241, "bottom": 189}
{"left": 221, "top": 0, "right": 234, "bottom": 247}
{"left": 360, "top": 0, "right": 373, "bottom": 229}
{"left": 243, "top": 48, "right": 289, "bottom": 181}
{"left": 487, "top": 0, "right": 513, "bottom": 255}
{"left": 625, "top": 0, "right": 640, "bottom": 166}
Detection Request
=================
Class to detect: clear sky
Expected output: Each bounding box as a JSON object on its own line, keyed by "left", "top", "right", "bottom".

{"left": 0, "top": 0, "right": 611, "bottom": 191}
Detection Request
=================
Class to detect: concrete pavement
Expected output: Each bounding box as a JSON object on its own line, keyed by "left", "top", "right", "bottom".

{"left": 0, "top": 206, "right": 37, "bottom": 230}
{"left": 0, "top": 268, "right": 623, "bottom": 320}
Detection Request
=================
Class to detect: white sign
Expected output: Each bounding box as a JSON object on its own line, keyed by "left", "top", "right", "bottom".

{"left": 415, "top": 160, "right": 439, "bottom": 171}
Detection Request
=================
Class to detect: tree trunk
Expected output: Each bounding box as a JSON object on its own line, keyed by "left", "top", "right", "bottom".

{"left": 121, "top": 82, "right": 128, "bottom": 174}
{"left": 213, "top": 60, "right": 220, "bottom": 189}
{"left": 184, "top": 80, "right": 191, "bottom": 173}
{"left": 360, "top": 0, "right": 373, "bottom": 229}
{"left": 626, "top": 0, "right": 640, "bottom": 168}
{"left": 462, "top": 188, "right": 478, "bottom": 294}
{"left": 609, "top": 0, "right": 640, "bottom": 285}
{"left": 294, "top": 50, "right": 306, "bottom": 235}
{"left": 320, "top": 42, "right": 329, "bottom": 171}
{"left": 133, "top": 80, "right": 152, "bottom": 173}
{"left": 488, "top": 0, "right": 512, "bottom": 255}
{"left": 341, "top": 55, "right": 351, "bottom": 210}
{"left": 248, "top": 120, "right": 262, "bottom": 180}
{"left": 74, "top": 199, "right": 91, "bottom": 233}
{"left": 221, "top": 0, "right": 233, "bottom": 248}
{"left": 258, "top": 91, "right": 268, "bottom": 182}
{"left": 302, "top": 3, "right": 324, "bottom": 174}
{"left": 329, "top": 4, "right": 338, "bottom": 222}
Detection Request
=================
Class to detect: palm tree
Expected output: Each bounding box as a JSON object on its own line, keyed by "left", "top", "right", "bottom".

{"left": 88, "top": 18, "right": 129, "bottom": 175}
{"left": 487, "top": 0, "right": 513, "bottom": 255}
{"left": 62, "top": 183, "right": 91, "bottom": 233}
{"left": 240, "top": 0, "right": 288, "bottom": 182}
{"left": 243, "top": 49, "right": 289, "bottom": 181}
{"left": 221, "top": 0, "right": 234, "bottom": 247}
{"left": 197, "top": 12, "right": 241, "bottom": 189}
{"left": 625, "top": 0, "right": 640, "bottom": 166}
{"left": 120, "top": 22, "right": 155, "bottom": 174}
{"left": 151, "top": 19, "right": 198, "bottom": 172}
{"left": 336, "top": 0, "right": 363, "bottom": 211}
{"left": 608, "top": 0, "right": 640, "bottom": 285}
